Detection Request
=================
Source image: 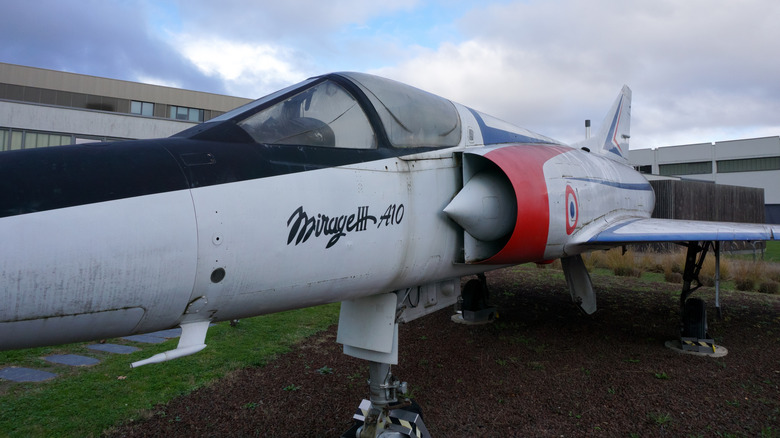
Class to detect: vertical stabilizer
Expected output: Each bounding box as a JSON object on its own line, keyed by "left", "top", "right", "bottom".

{"left": 574, "top": 85, "right": 631, "bottom": 163}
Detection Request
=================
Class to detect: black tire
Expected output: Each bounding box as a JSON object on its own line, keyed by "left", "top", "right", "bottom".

{"left": 682, "top": 298, "right": 708, "bottom": 339}
{"left": 460, "top": 279, "right": 482, "bottom": 311}
{"left": 401, "top": 398, "right": 423, "bottom": 420}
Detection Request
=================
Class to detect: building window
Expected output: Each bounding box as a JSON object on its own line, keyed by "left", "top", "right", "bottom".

{"left": 0, "top": 129, "right": 73, "bottom": 151}
{"left": 131, "top": 101, "right": 154, "bottom": 117}
{"left": 634, "top": 165, "right": 652, "bottom": 174}
{"left": 0, "top": 128, "right": 129, "bottom": 152}
{"left": 170, "top": 105, "right": 204, "bottom": 122}
{"left": 23, "top": 132, "right": 73, "bottom": 148}
{"left": 658, "top": 161, "right": 712, "bottom": 176}
{"left": 716, "top": 156, "right": 780, "bottom": 173}
{"left": 1, "top": 129, "right": 25, "bottom": 151}
{"left": 0, "top": 128, "right": 8, "bottom": 151}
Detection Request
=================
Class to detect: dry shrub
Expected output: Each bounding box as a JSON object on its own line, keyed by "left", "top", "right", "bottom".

{"left": 639, "top": 253, "right": 665, "bottom": 273}
{"left": 766, "top": 264, "right": 780, "bottom": 283}
{"left": 580, "top": 248, "right": 780, "bottom": 292}
{"left": 583, "top": 250, "right": 608, "bottom": 270}
{"left": 658, "top": 249, "right": 686, "bottom": 277}
{"left": 604, "top": 248, "right": 643, "bottom": 277}
{"left": 735, "top": 277, "right": 755, "bottom": 291}
{"left": 535, "top": 259, "right": 562, "bottom": 270}
{"left": 653, "top": 248, "right": 739, "bottom": 286}
{"left": 581, "top": 253, "right": 596, "bottom": 271}
{"left": 698, "top": 256, "right": 731, "bottom": 286}
{"left": 730, "top": 261, "right": 763, "bottom": 292}
{"left": 614, "top": 266, "right": 643, "bottom": 277}
{"left": 758, "top": 281, "right": 779, "bottom": 295}
{"left": 659, "top": 249, "right": 686, "bottom": 284}
{"left": 664, "top": 271, "right": 683, "bottom": 284}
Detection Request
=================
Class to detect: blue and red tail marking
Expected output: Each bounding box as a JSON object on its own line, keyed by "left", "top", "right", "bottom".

{"left": 574, "top": 85, "right": 632, "bottom": 163}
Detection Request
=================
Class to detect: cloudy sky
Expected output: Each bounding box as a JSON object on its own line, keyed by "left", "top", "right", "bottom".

{"left": 2, "top": 0, "right": 778, "bottom": 149}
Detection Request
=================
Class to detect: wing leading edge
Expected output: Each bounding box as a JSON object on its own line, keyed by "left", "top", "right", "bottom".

{"left": 584, "top": 218, "right": 779, "bottom": 245}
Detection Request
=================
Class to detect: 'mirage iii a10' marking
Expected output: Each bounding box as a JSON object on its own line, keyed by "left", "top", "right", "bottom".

{"left": 1, "top": 72, "right": 775, "bottom": 437}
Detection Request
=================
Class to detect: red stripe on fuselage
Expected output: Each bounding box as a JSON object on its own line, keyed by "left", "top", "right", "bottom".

{"left": 480, "top": 144, "right": 570, "bottom": 264}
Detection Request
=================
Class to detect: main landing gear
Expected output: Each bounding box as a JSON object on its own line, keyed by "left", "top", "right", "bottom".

{"left": 669, "top": 241, "right": 727, "bottom": 356}
{"left": 452, "top": 273, "right": 497, "bottom": 324}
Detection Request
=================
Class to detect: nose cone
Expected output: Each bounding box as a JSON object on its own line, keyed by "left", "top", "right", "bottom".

{"left": 443, "top": 171, "right": 517, "bottom": 241}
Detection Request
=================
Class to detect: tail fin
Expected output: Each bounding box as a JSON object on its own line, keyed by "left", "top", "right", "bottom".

{"left": 573, "top": 85, "right": 631, "bottom": 163}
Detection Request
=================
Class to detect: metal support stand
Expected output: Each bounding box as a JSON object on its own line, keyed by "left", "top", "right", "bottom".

{"left": 715, "top": 241, "right": 722, "bottom": 320}
{"left": 679, "top": 241, "right": 717, "bottom": 354}
{"left": 680, "top": 241, "right": 710, "bottom": 310}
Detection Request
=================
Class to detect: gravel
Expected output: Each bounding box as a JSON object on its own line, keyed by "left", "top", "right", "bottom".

{"left": 108, "top": 265, "right": 780, "bottom": 437}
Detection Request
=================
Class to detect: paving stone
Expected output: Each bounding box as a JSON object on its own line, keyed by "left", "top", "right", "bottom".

{"left": 44, "top": 354, "right": 100, "bottom": 366}
{"left": 147, "top": 328, "right": 182, "bottom": 338}
{"left": 121, "top": 334, "right": 168, "bottom": 344}
{"left": 87, "top": 343, "right": 140, "bottom": 354}
{"left": 0, "top": 367, "right": 57, "bottom": 382}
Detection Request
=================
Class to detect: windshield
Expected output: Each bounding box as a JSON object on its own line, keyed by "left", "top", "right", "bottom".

{"left": 342, "top": 72, "right": 461, "bottom": 148}
{"left": 210, "top": 78, "right": 318, "bottom": 123}
{"left": 237, "top": 79, "right": 376, "bottom": 149}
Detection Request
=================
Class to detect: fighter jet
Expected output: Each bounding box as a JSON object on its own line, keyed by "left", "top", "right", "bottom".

{"left": 0, "top": 72, "right": 776, "bottom": 437}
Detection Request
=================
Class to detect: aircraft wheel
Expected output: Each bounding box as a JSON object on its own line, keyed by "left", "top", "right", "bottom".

{"left": 461, "top": 279, "right": 485, "bottom": 312}
{"left": 396, "top": 398, "right": 423, "bottom": 419}
{"left": 682, "top": 298, "right": 708, "bottom": 339}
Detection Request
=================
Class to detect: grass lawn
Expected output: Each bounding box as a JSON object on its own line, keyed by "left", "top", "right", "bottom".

{"left": 0, "top": 304, "right": 340, "bottom": 437}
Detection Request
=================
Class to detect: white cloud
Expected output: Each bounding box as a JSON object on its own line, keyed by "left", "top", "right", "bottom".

{"left": 137, "top": 0, "right": 779, "bottom": 147}
{"left": 170, "top": 0, "right": 420, "bottom": 44}
{"left": 6, "top": 0, "right": 779, "bottom": 150}
{"left": 162, "top": 0, "right": 428, "bottom": 97}
{"left": 375, "top": 0, "right": 780, "bottom": 148}
{"left": 174, "top": 36, "right": 312, "bottom": 97}
{"left": 135, "top": 75, "right": 183, "bottom": 90}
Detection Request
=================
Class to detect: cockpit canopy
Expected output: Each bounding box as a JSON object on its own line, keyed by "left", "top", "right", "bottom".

{"left": 210, "top": 72, "right": 462, "bottom": 150}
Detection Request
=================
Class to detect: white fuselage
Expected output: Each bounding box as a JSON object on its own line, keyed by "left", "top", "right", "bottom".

{"left": 0, "top": 139, "right": 652, "bottom": 349}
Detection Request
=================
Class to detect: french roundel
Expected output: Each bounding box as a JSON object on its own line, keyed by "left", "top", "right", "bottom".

{"left": 565, "top": 185, "right": 578, "bottom": 235}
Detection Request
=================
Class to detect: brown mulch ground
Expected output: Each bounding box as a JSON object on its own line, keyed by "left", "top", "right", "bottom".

{"left": 108, "top": 266, "right": 780, "bottom": 437}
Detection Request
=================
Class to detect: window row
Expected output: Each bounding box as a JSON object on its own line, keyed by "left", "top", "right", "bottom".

{"left": 0, "top": 83, "right": 217, "bottom": 122}
{"left": 169, "top": 105, "right": 204, "bottom": 122}
{"left": 655, "top": 157, "right": 780, "bottom": 176}
{"left": 130, "top": 101, "right": 205, "bottom": 122}
{"left": 716, "top": 156, "right": 780, "bottom": 173}
{"left": 656, "top": 156, "right": 780, "bottom": 176}
{"left": 658, "top": 161, "right": 713, "bottom": 176}
{"left": 0, "top": 128, "right": 126, "bottom": 152}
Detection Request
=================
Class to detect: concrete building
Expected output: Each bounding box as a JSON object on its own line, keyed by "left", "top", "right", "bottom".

{"left": 0, "top": 62, "right": 252, "bottom": 150}
{"left": 630, "top": 136, "right": 780, "bottom": 223}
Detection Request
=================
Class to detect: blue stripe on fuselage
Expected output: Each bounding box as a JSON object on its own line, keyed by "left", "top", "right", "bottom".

{"left": 467, "top": 108, "right": 553, "bottom": 145}
{"left": 565, "top": 177, "right": 652, "bottom": 191}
